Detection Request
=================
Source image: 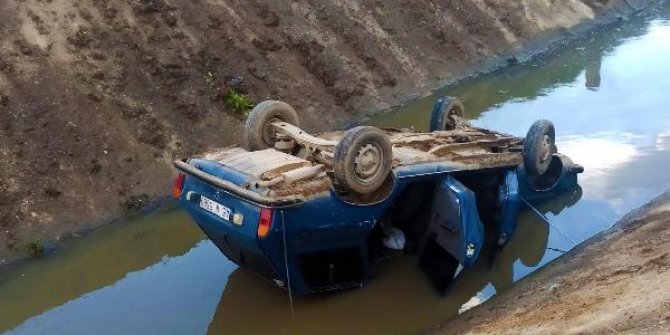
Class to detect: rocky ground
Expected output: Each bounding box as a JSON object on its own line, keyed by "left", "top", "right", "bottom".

{"left": 0, "top": 0, "right": 650, "bottom": 261}
{"left": 430, "top": 191, "right": 670, "bottom": 335}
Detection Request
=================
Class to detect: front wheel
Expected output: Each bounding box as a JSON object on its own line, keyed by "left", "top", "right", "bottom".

{"left": 429, "top": 96, "right": 466, "bottom": 131}
{"left": 523, "top": 119, "right": 557, "bottom": 176}
{"left": 334, "top": 126, "right": 392, "bottom": 194}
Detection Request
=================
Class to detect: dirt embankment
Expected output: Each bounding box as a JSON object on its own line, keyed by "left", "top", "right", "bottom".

{"left": 0, "top": 0, "right": 650, "bottom": 260}
{"left": 430, "top": 191, "right": 670, "bottom": 335}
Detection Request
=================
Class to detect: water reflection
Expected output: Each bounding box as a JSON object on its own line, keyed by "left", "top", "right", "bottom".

{"left": 207, "top": 188, "right": 581, "bottom": 335}
{"left": 368, "top": 15, "right": 662, "bottom": 132}
{"left": 0, "top": 187, "right": 581, "bottom": 335}
{"left": 584, "top": 56, "right": 602, "bottom": 90}
{"left": 0, "top": 211, "right": 205, "bottom": 333}
{"left": 6, "top": 240, "right": 230, "bottom": 335}
{"left": 3, "top": 6, "right": 670, "bottom": 335}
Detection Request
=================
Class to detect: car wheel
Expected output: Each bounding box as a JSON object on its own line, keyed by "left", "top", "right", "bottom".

{"left": 429, "top": 96, "right": 466, "bottom": 131}
{"left": 523, "top": 119, "right": 557, "bottom": 176}
{"left": 244, "top": 100, "right": 300, "bottom": 151}
{"left": 334, "top": 126, "right": 392, "bottom": 194}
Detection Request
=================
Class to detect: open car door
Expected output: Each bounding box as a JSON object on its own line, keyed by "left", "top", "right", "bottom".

{"left": 419, "top": 176, "right": 485, "bottom": 294}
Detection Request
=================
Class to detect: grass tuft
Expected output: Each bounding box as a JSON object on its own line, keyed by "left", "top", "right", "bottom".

{"left": 224, "top": 89, "right": 255, "bottom": 113}
{"left": 27, "top": 241, "right": 45, "bottom": 257}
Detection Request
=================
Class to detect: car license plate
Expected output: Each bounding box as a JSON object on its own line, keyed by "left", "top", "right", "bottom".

{"left": 200, "top": 196, "right": 231, "bottom": 221}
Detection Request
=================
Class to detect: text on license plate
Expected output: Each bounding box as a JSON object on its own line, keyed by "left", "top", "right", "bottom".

{"left": 200, "top": 196, "right": 231, "bottom": 221}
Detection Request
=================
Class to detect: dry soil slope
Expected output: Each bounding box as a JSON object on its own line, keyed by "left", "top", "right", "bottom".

{"left": 0, "top": 0, "right": 648, "bottom": 258}
{"left": 431, "top": 192, "right": 670, "bottom": 335}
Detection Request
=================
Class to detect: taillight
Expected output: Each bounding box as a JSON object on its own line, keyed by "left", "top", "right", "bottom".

{"left": 257, "top": 208, "right": 274, "bottom": 238}
{"left": 172, "top": 173, "right": 185, "bottom": 199}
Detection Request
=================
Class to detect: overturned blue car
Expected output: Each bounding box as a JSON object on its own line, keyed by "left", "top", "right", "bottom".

{"left": 173, "top": 97, "right": 583, "bottom": 295}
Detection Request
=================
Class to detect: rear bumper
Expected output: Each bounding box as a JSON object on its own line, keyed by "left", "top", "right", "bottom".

{"left": 186, "top": 204, "right": 371, "bottom": 295}
{"left": 175, "top": 159, "right": 378, "bottom": 294}
{"left": 187, "top": 207, "right": 279, "bottom": 281}
{"left": 174, "top": 160, "right": 303, "bottom": 207}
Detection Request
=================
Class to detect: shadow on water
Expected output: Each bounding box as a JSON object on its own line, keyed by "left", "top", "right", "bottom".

{"left": 3, "top": 3, "right": 670, "bottom": 334}
{"left": 207, "top": 187, "right": 581, "bottom": 335}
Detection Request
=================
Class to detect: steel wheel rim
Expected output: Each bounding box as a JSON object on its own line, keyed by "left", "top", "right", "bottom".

{"left": 539, "top": 134, "right": 552, "bottom": 164}
{"left": 444, "top": 107, "right": 460, "bottom": 129}
{"left": 354, "top": 143, "right": 384, "bottom": 184}
{"left": 262, "top": 116, "right": 281, "bottom": 145}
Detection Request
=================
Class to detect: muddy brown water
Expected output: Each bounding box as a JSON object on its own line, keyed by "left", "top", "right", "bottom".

{"left": 3, "top": 8, "right": 670, "bottom": 335}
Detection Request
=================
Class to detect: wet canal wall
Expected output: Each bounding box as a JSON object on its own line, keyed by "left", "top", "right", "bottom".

{"left": 0, "top": 0, "right": 654, "bottom": 262}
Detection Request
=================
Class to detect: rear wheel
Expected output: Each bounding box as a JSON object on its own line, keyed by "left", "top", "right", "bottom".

{"left": 244, "top": 100, "right": 300, "bottom": 151}
{"left": 523, "top": 119, "right": 557, "bottom": 176}
{"left": 334, "top": 126, "right": 392, "bottom": 194}
{"left": 429, "top": 96, "right": 466, "bottom": 131}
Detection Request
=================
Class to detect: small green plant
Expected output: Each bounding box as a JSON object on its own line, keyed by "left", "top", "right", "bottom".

{"left": 224, "top": 89, "right": 255, "bottom": 113}
{"left": 27, "top": 241, "right": 45, "bottom": 257}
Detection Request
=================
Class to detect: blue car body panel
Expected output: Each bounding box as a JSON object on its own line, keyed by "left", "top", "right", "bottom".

{"left": 177, "top": 153, "right": 581, "bottom": 294}
{"left": 430, "top": 176, "right": 485, "bottom": 267}
{"left": 497, "top": 170, "right": 521, "bottom": 245}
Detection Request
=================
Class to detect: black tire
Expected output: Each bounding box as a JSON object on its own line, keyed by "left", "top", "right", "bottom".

{"left": 244, "top": 100, "right": 300, "bottom": 151}
{"left": 334, "top": 126, "right": 392, "bottom": 194}
{"left": 523, "top": 119, "right": 557, "bottom": 176}
{"left": 429, "top": 96, "right": 465, "bottom": 131}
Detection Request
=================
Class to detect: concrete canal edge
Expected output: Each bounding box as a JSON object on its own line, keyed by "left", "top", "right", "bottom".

{"left": 428, "top": 189, "right": 670, "bottom": 335}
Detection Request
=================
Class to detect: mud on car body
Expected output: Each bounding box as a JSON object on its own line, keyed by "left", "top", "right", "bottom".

{"left": 173, "top": 97, "right": 583, "bottom": 295}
